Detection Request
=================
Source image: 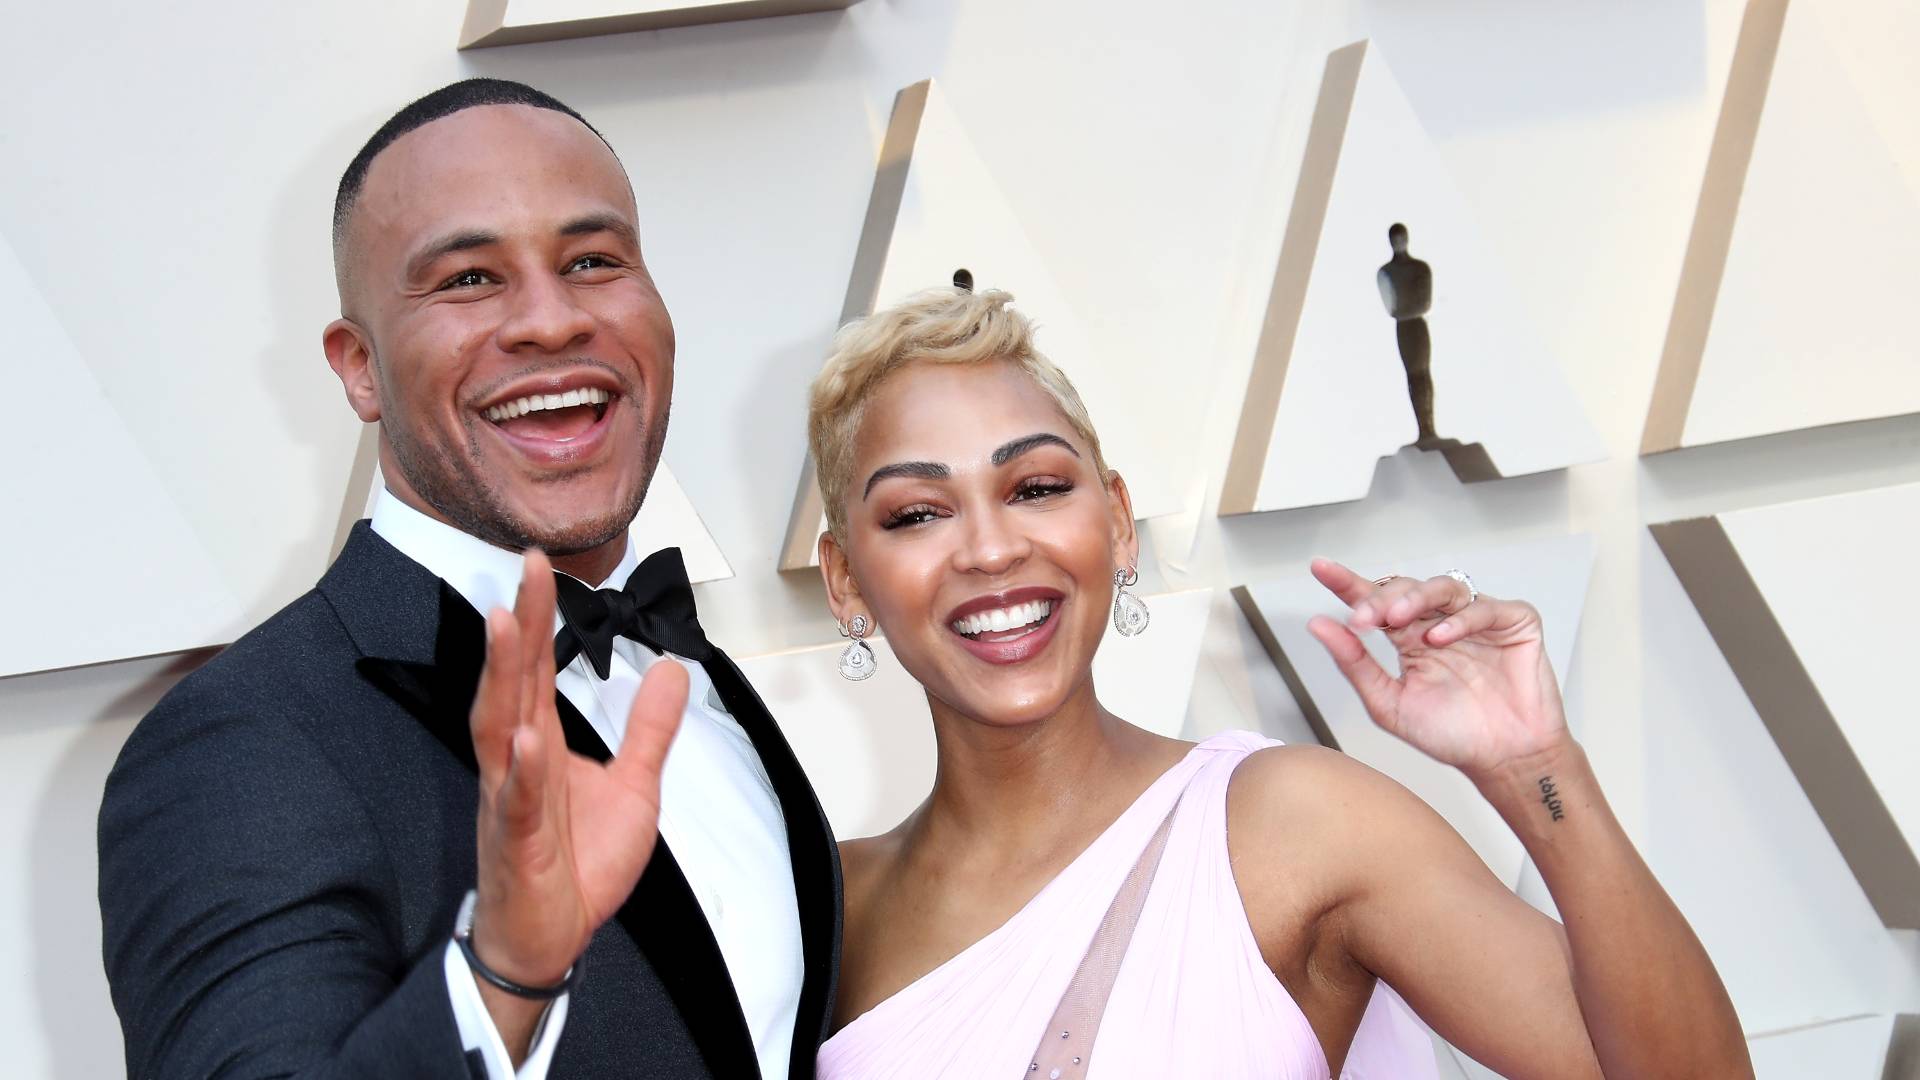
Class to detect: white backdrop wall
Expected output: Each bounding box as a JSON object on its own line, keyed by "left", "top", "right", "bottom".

{"left": 3, "top": 1, "right": 1918, "bottom": 1076}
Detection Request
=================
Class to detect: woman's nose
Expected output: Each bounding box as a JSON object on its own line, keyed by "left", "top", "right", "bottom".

{"left": 953, "top": 503, "right": 1031, "bottom": 577}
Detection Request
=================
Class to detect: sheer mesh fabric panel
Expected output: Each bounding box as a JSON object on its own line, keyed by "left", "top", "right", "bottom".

{"left": 1026, "top": 803, "right": 1180, "bottom": 1078}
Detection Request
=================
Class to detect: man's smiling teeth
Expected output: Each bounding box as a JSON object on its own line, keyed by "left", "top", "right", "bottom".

{"left": 951, "top": 600, "right": 1053, "bottom": 637}
{"left": 484, "top": 387, "right": 611, "bottom": 422}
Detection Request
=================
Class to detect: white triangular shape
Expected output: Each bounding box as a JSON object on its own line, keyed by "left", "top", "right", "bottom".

{"left": 782, "top": 80, "right": 1180, "bottom": 568}
{"left": 0, "top": 233, "right": 246, "bottom": 676}
{"left": 1236, "top": 534, "right": 1598, "bottom": 887}
{"left": 1678, "top": 1, "right": 1920, "bottom": 448}
{"left": 357, "top": 457, "right": 732, "bottom": 584}
{"left": 1222, "top": 41, "right": 1602, "bottom": 514}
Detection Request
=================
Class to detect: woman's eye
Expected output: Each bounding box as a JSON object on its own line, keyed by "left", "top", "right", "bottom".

{"left": 439, "top": 269, "right": 492, "bottom": 291}
{"left": 1013, "top": 479, "right": 1074, "bottom": 502}
{"left": 881, "top": 505, "right": 942, "bottom": 530}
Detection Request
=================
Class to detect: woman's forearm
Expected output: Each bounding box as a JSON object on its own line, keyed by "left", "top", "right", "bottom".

{"left": 1474, "top": 740, "right": 1751, "bottom": 1079}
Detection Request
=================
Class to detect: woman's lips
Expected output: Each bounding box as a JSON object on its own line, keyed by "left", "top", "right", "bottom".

{"left": 949, "top": 598, "right": 1064, "bottom": 666}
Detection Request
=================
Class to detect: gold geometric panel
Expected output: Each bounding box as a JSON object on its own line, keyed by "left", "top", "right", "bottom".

{"left": 777, "top": 79, "right": 1181, "bottom": 570}
{"left": 1219, "top": 41, "right": 1601, "bottom": 515}
{"left": 1652, "top": 483, "right": 1920, "bottom": 929}
{"left": 1233, "top": 534, "right": 1597, "bottom": 890}
{"left": 459, "top": 0, "right": 862, "bottom": 49}
{"left": 1642, "top": 0, "right": 1920, "bottom": 454}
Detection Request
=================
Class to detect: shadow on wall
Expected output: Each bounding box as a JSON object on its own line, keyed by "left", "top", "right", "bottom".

{"left": 27, "top": 649, "right": 214, "bottom": 1079}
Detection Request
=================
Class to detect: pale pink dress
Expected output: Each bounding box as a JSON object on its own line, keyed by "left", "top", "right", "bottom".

{"left": 818, "top": 732, "right": 1440, "bottom": 1079}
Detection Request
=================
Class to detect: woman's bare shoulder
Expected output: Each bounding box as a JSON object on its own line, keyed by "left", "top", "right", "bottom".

{"left": 1227, "top": 742, "right": 1451, "bottom": 891}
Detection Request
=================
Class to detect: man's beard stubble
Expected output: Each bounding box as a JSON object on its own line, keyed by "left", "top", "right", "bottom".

{"left": 385, "top": 398, "right": 663, "bottom": 560}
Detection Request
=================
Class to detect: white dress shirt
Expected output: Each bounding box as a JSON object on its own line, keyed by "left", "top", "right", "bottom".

{"left": 371, "top": 491, "right": 803, "bottom": 1080}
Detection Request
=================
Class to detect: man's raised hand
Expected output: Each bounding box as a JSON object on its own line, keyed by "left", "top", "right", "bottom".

{"left": 467, "top": 550, "right": 685, "bottom": 1048}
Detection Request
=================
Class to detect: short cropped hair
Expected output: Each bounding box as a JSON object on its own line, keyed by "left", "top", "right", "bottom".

{"left": 331, "top": 78, "right": 610, "bottom": 284}
{"left": 807, "top": 287, "right": 1110, "bottom": 543}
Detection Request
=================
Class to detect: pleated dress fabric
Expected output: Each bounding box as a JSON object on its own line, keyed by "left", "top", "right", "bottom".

{"left": 818, "top": 731, "right": 1440, "bottom": 1079}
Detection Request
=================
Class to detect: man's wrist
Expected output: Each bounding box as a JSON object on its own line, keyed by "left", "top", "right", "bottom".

{"left": 460, "top": 890, "right": 579, "bottom": 990}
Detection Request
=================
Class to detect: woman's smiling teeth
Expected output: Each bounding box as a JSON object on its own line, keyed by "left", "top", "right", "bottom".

{"left": 952, "top": 599, "right": 1054, "bottom": 639}
{"left": 484, "top": 386, "right": 611, "bottom": 422}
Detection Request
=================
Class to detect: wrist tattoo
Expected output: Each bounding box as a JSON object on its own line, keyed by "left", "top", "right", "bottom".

{"left": 1537, "top": 776, "right": 1567, "bottom": 822}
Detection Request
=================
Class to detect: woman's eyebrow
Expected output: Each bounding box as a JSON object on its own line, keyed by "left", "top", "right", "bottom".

{"left": 863, "top": 461, "right": 950, "bottom": 499}
{"left": 992, "top": 432, "right": 1079, "bottom": 466}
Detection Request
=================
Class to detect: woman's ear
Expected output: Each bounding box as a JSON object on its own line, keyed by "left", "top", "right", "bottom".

{"left": 1104, "top": 469, "right": 1140, "bottom": 573}
{"left": 324, "top": 318, "right": 382, "bottom": 423}
{"left": 817, "top": 530, "right": 867, "bottom": 628}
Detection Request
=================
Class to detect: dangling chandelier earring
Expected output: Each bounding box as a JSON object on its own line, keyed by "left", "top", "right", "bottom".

{"left": 838, "top": 613, "right": 877, "bottom": 681}
{"left": 1112, "top": 566, "right": 1149, "bottom": 636}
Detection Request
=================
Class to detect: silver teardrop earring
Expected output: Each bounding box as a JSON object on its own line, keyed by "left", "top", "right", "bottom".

{"left": 1112, "top": 566, "right": 1149, "bottom": 636}
{"left": 838, "top": 614, "right": 877, "bottom": 681}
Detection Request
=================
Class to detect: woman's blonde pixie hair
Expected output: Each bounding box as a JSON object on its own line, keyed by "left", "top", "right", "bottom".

{"left": 808, "top": 287, "right": 1111, "bottom": 544}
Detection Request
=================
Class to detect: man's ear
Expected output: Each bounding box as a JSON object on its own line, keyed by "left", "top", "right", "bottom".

{"left": 1104, "top": 469, "right": 1140, "bottom": 573}
{"left": 324, "top": 318, "right": 382, "bottom": 423}
{"left": 817, "top": 530, "right": 869, "bottom": 629}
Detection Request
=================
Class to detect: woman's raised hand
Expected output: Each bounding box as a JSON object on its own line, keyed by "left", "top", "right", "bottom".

{"left": 1304, "top": 558, "right": 1570, "bottom": 781}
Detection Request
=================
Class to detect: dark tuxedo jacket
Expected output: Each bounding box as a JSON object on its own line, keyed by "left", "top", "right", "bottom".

{"left": 98, "top": 523, "right": 841, "bottom": 1079}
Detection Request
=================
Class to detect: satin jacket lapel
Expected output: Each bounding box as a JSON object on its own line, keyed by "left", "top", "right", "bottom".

{"left": 550, "top": 694, "right": 762, "bottom": 1080}
{"left": 701, "top": 648, "right": 844, "bottom": 1078}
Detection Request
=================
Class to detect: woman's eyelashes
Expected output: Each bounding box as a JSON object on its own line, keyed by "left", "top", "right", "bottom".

{"left": 880, "top": 503, "right": 944, "bottom": 530}
{"left": 1012, "top": 477, "right": 1073, "bottom": 502}
{"left": 877, "top": 477, "right": 1076, "bottom": 531}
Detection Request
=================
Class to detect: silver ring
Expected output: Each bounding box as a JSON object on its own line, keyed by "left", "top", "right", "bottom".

{"left": 1444, "top": 569, "right": 1478, "bottom": 605}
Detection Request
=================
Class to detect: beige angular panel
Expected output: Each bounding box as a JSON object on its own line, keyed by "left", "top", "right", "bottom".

{"left": 1745, "top": 1013, "right": 1916, "bottom": 1078}
{"left": 1233, "top": 534, "right": 1597, "bottom": 887}
{"left": 1643, "top": 0, "right": 1920, "bottom": 454}
{"left": 745, "top": 589, "right": 1213, "bottom": 838}
{"left": 459, "top": 0, "right": 861, "bottom": 49}
{"left": 337, "top": 436, "right": 734, "bottom": 584}
{"left": 0, "top": 233, "right": 245, "bottom": 677}
{"left": 1652, "top": 483, "right": 1920, "bottom": 929}
{"left": 778, "top": 79, "right": 1180, "bottom": 570}
{"left": 1219, "top": 41, "right": 1602, "bottom": 515}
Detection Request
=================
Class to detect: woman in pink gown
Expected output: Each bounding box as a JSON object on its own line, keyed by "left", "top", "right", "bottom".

{"left": 804, "top": 287, "right": 1749, "bottom": 1079}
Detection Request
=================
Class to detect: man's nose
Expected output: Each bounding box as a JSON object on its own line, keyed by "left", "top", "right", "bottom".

{"left": 496, "top": 271, "right": 595, "bottom": 354}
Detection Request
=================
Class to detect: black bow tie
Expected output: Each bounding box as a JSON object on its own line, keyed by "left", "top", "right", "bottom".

{"left": 552, "top": 547, "right": 712, "bottom": 678}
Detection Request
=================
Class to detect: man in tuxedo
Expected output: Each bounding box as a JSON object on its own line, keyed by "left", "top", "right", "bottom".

{"left": 97, "top": 78, "right": 839, "bottom": 1079}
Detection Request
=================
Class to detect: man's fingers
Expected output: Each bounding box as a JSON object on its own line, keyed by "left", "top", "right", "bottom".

{"left": 513, "top": 551, "right": 556, "bottom": 722}
{"left": 498, "top": 724, "right": 547, "bottom": 840}
{"left": 1307, "top": 614, "right": 1401, "bottom": 730}
{"left": 609, "top": 661, "right": 686, "bottom": 795}
{"left": 472, "top": 609, "right": 523, "bottom": 782}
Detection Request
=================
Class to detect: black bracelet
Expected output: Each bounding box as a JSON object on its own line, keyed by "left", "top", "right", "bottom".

{"left": 455, "top": 932, "right": 581, "bottom": 1000}
{"left": 452, "top": 891, "right": 582, "bottom": 1001}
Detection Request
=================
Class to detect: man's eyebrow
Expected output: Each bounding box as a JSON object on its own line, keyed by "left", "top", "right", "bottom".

{"left": 992, "top": 432, "right": 1080, "bottom": 466}
{"left": 559, "top": 213, "right": 639, "bottom": 247}
{"left": 863, "top": 461, "right": 950, "bottom": 499}
{"left": 404, "top": 229, "right": 499, "bottom": 280}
